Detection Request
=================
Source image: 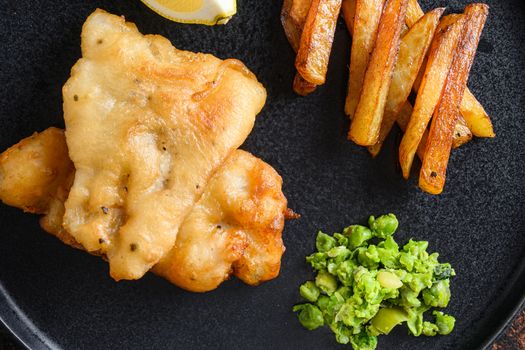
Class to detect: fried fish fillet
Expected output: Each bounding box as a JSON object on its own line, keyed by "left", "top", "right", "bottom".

{"left": 0, "top": 128, "right": 73, "bottom": 214}
{"left": 154, "top": 150, "right": 286, "bottom": 291}
{"left": 62, "top": 10, "right": 267, "bottom": 280}
{"left": 0, "top": 129, "right": 286, "bottom": 292}
{"left": 0, "top": 128, "right": 79, "bottom": 248}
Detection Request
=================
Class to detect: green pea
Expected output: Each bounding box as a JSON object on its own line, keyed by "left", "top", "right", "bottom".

{"left": 316, "top": 295, "right": 330, "bottom": 310}
{"left": 422, "top": 321, "right": 439, "bottom": 336}
{"left": 406, "top": 305, "right": 429, "bottom": 336}
{"left": 316, "top": 231, "right": 336, "bottom": 252}
{"left": 306, "top": 252, "right": 327, "bottom": 271}
{"left": 333, "top": 233, "right": 349, "bottom": 247}
{"left": 327, "top": 246, "right": 350, "bottom": 259}
{"left": 422, "top": 280, "right": 451, "bottom": 308}
{"left": 292, "top": 304, "right": 324, "bottom": 330}
{"left": 346, "top": 225, "right": 373, "bottom": 249}
{"left": 300, "top": 281, "right": 321, "bottom": 302}
{"left": 377, "top": 270, "right": 403, "bottom": 289}
{"left": 369, "top": 307, "right": 408, "bottom": 335}
{"left": 434, "top": 311, "right": 456, "bottom": 335}
{"left": 369, "top": 214, "right": 399, "bottom": 238}
{"left": 350, "top": 331, "right": 378, "bottom": 350}
{"left": 315, "top": 270, "right": 337, "bottom": 295}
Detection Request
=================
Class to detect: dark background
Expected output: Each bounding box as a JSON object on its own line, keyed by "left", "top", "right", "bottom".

{"left": 1, "top": 0, "right": 524, "bottom": 349}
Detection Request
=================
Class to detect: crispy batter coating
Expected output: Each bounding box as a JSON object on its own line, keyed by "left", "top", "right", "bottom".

{"left": 154, "top": 150, "right": 286, "bottom": 291}
{"left": 62, "top": 10, "right": 267, "bottom": 280}
{"left": 0, "top": 129, "right": 286, "bottom": 292}
{"left": 0, "top": 128, "right": 73, "bottom": 214}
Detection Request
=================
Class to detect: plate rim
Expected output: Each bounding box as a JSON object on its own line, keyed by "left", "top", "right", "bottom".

{"left": 1, "top": 0, "right": 525, "bottom": 348}
{"left": 0, "top": 282, "right": 51, "bottom": 350}
{"left": 1, "top": 262, "right": 525, "bottom": 350}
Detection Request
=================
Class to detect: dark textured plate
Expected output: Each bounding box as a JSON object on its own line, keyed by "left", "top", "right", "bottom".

{"left": 1, "top": 0, "right": 524, "bottom": 349}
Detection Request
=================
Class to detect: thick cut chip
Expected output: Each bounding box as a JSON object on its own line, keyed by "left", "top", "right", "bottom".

{"left": 420, "top": 4, "right": 489, "bottom": 194}
{"left": 293, "top": 73, "right": 317, "bottom": 96}
{"left": 295, "top": 0, "right": 342, "bottom": 85}
{"left": 405, "top": 0, "right": 425, "bottom": 27}
{"left": 0, "top": 129, "right": 286, "bottom": 292}
{"left": 281, "top": 0, "right": 318, "bottom": 95}
{"left": 368, "top": 8, "right": 443, "bottom": 157}
{"left": 343, "top": 2, "right": 463, "bottom": 156}
{"left": 406, "top": 0, "right": 493, "bottom": 137}
{"left": 395, "top": 102, "right": 472, "bottom": 160}
{"left": 451, "top": 115, "right": 473, "bottom": 148}
{"left": 409, "top": 16, "right": 472, "bottom": 148}
{"left": 341, "top": 0, "right": 357, "bottom": 37}
{"left": 281, "top": 0, "right": 313, "bottom": 53}
{"left": 396, "top": 102, "right": 427, "bottom": 161}
{"left": 62, "top": 10, "right": 267, "bottom": 280}
{"left": 460, "top": 88, "right": 495, "bottom": 137}
{"left": 348, "top": 0, "right": 408, "bottom": 146}
{"left": 344, "top": 0, "right": 385, "bottom": 118}
{"left": 343, "top": 0, "right": 409, "bottom": 36}
{"left": 344, "top": 2, "right": 482, "bottom": 147}
{"left": 399, "top": 14, "right": 466, "bottom": 179}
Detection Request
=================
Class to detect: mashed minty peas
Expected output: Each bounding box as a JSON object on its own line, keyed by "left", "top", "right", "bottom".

{"left": 293, "top": 214, "right": 456, "bottom": 350}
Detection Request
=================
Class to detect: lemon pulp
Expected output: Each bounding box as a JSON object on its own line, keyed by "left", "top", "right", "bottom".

{"left": 141, "top": 0, "right": 237, "bottom": 25}
{"left": 155, "top": 0, "right": 203, "bottom": 12}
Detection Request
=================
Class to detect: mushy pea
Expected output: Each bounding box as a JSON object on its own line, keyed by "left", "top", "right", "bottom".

{"left": 293, "top": 214, "right": 456, "bottom": 350}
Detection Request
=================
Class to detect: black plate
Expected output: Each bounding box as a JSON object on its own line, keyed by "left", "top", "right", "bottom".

{"left": 1, "top": 0, "right": 524, "bottom": 349}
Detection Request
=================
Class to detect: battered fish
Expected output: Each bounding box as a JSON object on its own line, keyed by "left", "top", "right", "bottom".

{"left": 62, "top": 10, "right": 267, "bottom": 280}
{"left": 0, "top": 128, "right": 73, "bottom": 214}
{"left": 0, "top": 129, "right": 286, "bottom": 292}
{"left": 154, "top": 150, "right": 286, "bottom": 291}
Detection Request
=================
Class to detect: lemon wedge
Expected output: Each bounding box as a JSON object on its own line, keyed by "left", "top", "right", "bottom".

{"left": 141, "top": 0, "right": 237, "bottom": 25}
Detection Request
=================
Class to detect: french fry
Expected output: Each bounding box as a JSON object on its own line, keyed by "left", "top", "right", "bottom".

{"left": 407, "top": 0, "right": 494, "bottom": 138}
{"left": 295, "top": 0, "right": 342, "bottom": 85}
{"left": 368, "top": 8, "right": 443, "bottom": 157}
{"left": 420, "top": 3, "right": 489, "bottom": 194}
{"left": 281, "top": 0, "right": 319, "bottom": 95}
{"left": 281, "top": 0, "right": 313, "bottom": 53}
{"left": 366, "top": 110, "right": 397, "bottom": 156}
{"left": 395, "top": 101, "right": 413, "bottom": 130}
{"left": 396, "top": 102, "right": 427, "bottom": 160}
{"left": 341, "top": 0, "right": 357, "bottom": 37}
{"left": 343, "top": 0, "right": 417, "bottom": 40}
{"left": 411, "top": 16, "right": 471, "bottom": 150}
{"left": 406, "top": 0, "right": 424, "bottom": 27}
{"left": 399, "top": 14, "right": 466, "bottom": 179}
{"left": 345, "top": 0, "right": 492, "bottom": 138}
{"left": 460, "top": 89, "right": 495, "bottom": 137}
{"left": 344, "top": 1, "right": 464, "bottom": 155}
{"left": 343, "top": 0, "right": 407, "bottom": 40}
{"left": 412, "top": 14, "right": 463, "bottom": 91}
{"left": 344, "top": 0, "right": 473, "bottom": 155}
{"left": 396, "top": 101, "right": 470, "bottom": 159}
{"left": 293, "top": 74, "right": 317, "bottom": 96}
{"left": 348, "top": 0, "right": 408, "bottom": 146}
{"left": 344, "top": 2, "right": 488, "bottom": 142}
{"left": 452, "top": 115, "right": 473, "bottom": 148}
{"left": 408, "top": 72, "right": 472, "bottom": 150}
{"left": 344, "top": 0, "right": 385, "bottom": 118}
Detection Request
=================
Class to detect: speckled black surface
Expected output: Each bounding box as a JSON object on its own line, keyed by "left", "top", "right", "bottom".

{"left": 0, "top": 0, "right": 524, "bottom": 349}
